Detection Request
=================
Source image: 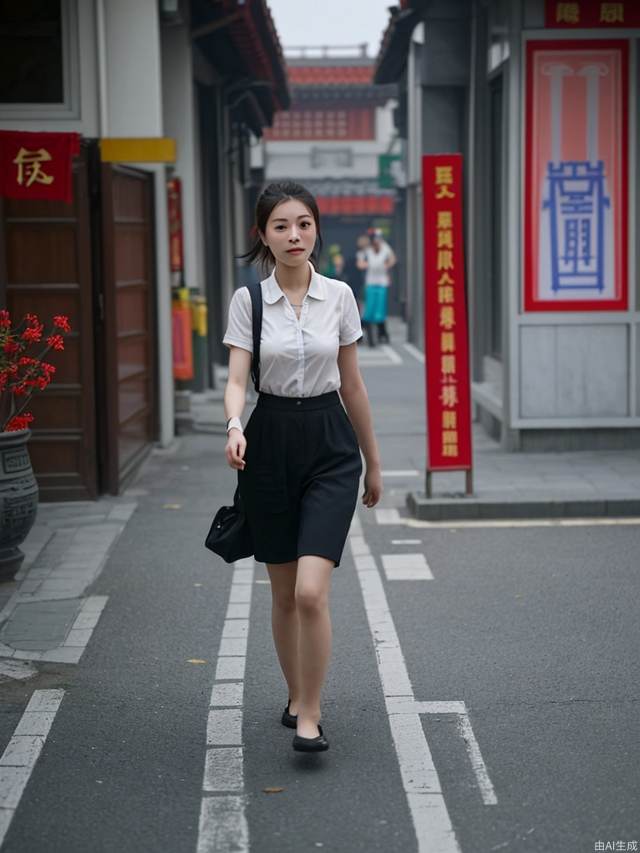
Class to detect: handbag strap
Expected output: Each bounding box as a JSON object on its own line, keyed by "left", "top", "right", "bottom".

{"left": 245, "top": 281, "right": 262, "bottom": 393}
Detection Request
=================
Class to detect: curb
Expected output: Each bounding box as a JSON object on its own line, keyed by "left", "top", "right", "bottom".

{"left": 406, "top": 491, "right": 640, "bottom": 521}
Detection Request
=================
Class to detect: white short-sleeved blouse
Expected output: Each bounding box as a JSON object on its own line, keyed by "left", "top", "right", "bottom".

{"left": 364, "top": 244, "right": 393, "bottom": 287}
{"left": 222, "top": 262, "right": 363, "bottom": 398}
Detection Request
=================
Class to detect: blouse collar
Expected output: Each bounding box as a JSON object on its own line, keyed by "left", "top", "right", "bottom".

{"left": 262, "top": 260, "right": 326, "bottom": 304}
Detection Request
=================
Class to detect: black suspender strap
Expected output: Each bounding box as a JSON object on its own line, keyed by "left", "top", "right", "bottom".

{"left": 246, "top": 281, "right": 262, "bottom": 394}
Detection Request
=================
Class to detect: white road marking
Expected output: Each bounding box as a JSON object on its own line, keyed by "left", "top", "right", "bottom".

{"left": 375, "top": 508, "right": 401, "bottom": 525}
{"left": 403, "top": 342, "right": 425, "bottom": 363}
{"left": 197, "top": 560, "right": 253, "bottom": 853}
{"left": 391, "top": 539, "right": 422, "bottom": 545}
{"left": 0, "top": 689, "right": 65, "bottom": 844}
{"left": 379, "top": 344, "right": 403, "bottom": 364}
{"left": 381, "top": 553, "right": 433, "bottom": 581}
{"left": 198, "top": 796, "right": 248, "bottom": 853}
{"left": 404, "top": 516, "right": 640, "bottom": 529}
{"left": 350, "top": 514, "right": 497, "bottom": 853}
{"left": 203, "top": 747, "right": 244, "bottom": 792}
{"left": 382, "top": 470, "right": 420, "bottom": 477}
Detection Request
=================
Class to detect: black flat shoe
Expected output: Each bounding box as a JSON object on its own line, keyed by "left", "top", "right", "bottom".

{"left": 292, "top": 723, "right": 329, "bottom": 752}
{"left": 281, "top": 700, "right": 297, "bottom": 729}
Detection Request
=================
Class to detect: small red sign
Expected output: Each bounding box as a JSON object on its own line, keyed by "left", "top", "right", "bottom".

{"left": 0, "top": 130, "right": 80, "bottom": 203}
{"left": 167, "top": 177, "right": 184, "bottom": 274}
{"left": 545, "top": 1, "right": 640, "bottom": 27}
{"left": 421, "top": 154, "right": 472, "bottom": 472}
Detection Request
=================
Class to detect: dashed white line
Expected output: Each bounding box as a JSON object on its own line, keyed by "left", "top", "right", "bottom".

{"left": 375, "top": 508, "right": 402, "bottom": 525}
{"left": 197, "top": 560, "right": 254, "bottom": 853}
{"left": 0, "top": 689, "right": 65, "bottom": 844}
{"left": 382, "top": 470, "right": 420, "bottom": 477}
{"left": 381, "top": 552, "right": 433, "bottom": 581}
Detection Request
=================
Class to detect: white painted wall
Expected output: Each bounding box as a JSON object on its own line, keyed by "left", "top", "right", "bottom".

{"left": 103, "top": 0, "right": 164, "bottom": 136}
{"left": 161, "top": 19, "right": 205, "bottom": 293}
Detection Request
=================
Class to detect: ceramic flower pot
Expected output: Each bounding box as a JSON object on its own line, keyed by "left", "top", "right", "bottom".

{"left": 0, "top": 428, "right": 38, "bottom": 581}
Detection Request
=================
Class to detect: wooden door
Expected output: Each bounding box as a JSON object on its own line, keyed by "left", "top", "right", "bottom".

{"left": 99, "top": 165, "right": 157, "bottom": 494}
{"left": 0, "top": 144, "right": 98, "bottom": 500}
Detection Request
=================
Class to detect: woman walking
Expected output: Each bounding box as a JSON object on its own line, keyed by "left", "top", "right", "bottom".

{"left": 357, "top": 228, "right": 397, "bottom": 347}
{"left": 222, "top": 181, "right": 382, "bottom": 753}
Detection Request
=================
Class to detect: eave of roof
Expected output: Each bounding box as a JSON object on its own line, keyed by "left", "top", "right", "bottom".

{"left": 192, "top": 0, "right": 290, "bottom": 128}
{"left": 374, "top": 6, "right": 422, "bottom": 84}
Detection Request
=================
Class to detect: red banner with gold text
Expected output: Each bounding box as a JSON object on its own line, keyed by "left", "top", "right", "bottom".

{"left": 0, "top": 130, "right": 80, "bottom": 203}
{"left": 421, "top": 154, "right": 472, "bottom": 472}
{"left": 545, "top": 0, "right": 640, "bottom": 27}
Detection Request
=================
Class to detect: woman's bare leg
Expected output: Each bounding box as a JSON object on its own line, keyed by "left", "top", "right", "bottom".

{"left": 294, "top": 555, "right": 335, "bottom": 738}
{"left": 266, "top": 561, "right": 300, "bottom": 711}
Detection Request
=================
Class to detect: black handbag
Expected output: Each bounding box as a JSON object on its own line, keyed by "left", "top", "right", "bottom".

{"left": 204, "top": 281, "right": 263, "bottom": 563}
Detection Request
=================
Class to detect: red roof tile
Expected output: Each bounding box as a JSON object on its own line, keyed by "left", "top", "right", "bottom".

{"left": 288, "top": 65, "right": 374, "bottom": 86}
{"left": 316, "top": 195, "right": 394, "bottom": 216}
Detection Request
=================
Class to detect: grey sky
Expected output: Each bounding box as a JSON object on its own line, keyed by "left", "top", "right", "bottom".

{"left": 267, "top": 0, "right": 392, "bottom": 59}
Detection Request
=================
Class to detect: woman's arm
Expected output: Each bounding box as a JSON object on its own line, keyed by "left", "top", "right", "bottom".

{"left": 384, "top": 248, "right": 397, "bottom": 269}
{"left": 224, "top": 345, "right": 252, "bottom": 470}
{"left": 337, "top": 343, "right": 382, "bottom": 508}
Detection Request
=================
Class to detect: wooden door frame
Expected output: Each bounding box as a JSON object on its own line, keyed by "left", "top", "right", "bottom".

{"left": 98, "top": 161, "right": 158, "bottom": 495}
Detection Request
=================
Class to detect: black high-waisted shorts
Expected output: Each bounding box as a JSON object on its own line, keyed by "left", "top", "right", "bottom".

{"left": 237, "top": 390, "right": 362, "bottom": 568}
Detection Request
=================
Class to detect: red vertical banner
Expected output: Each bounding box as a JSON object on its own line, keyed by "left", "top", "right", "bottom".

{"left": 167, "top": 177, "right": 184, "bottom": 274}
{"left": 421, "top": 154, "right": 473, "bottom": 474}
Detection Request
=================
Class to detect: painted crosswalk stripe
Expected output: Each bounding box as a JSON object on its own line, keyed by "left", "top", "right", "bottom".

{"left": 403, "top": 342, "right": 425, "bottom": 363}
{"left": 379, "top": 344, "right": 403, "bottom": 364}
{"left": 382, "top": 470, "right": 420, "bottom": 477}
{"left": 197, "top": 560, "right": 253, "bottom": 853}
{"left": 0, "top": 689, "right": 65, "bottom": 844}
{"left": 391, "top": 539, "right": 422, "bottom": 545}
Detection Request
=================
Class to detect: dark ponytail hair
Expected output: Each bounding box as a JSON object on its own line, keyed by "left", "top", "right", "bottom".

{"left": 238, "top": 181, "right": 323, "bottom": 274}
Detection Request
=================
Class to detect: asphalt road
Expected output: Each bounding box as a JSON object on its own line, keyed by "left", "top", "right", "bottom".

{"left": 0, "top": 341, "right": 639, "bottom": 853}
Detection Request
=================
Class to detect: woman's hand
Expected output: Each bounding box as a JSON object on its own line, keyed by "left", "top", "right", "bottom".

{"left": 225, "top": 428, "right": 246, "bottom": 470}
{"left": 362, "top": 466, "right": 382, "bottom": 508}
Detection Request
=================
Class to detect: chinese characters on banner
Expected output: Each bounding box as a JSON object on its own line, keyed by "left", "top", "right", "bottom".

{"left": 167, "top": 178, "right": 184, "bottom": 274}
{"left": 545, "top": 1, "right": 640, "bottom": 26}
{"left": 0, "top": 130, "right": 81, "bottom": 203}
{"left": 524, "top": 40, "right": 628, "bottom": 311}
{"left": 421, "top": 155, "right": 472, "bottom": 484}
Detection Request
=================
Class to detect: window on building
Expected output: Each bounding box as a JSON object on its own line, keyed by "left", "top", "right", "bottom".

{"left": 310, "top": 148, "right": 353, "bottom": 169}
{"left": 489, "top": 74, "right": 503, "bottom": 360}
{"left": 0, "top": 0, "right": 64, "bottom": 103}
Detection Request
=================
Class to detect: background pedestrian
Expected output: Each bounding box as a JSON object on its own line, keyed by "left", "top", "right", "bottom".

{"left": 357, "top": 227, "right": 397, "bottom": 347}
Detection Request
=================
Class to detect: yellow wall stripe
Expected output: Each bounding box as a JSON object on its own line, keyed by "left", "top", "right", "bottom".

{"left": 99, "top": 137, "right": 176, "bottom": 163}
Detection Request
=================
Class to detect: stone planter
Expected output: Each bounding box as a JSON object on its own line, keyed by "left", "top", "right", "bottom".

{"left": 0, "top": 429, "right": 39, "bottom": 581}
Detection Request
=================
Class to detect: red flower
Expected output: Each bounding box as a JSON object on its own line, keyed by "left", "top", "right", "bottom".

{"left": 0, "top": 310, "right": 10, "bottom": 328}
{"left": 5, "top": 413, "right": 34, "bottom": 432}
{"left": 53, "top": 315, "right": 71, "bottom": 333}
{"left": 21, "top": 324, "right": 43, "bottom": 343}
{"left": 3, "top": 339, "right": 19, "bottom": 355}
{"left": 46, "top": 334, "right": 65, "bottom": 351}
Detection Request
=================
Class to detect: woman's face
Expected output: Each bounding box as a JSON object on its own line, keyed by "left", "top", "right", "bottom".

{"left": 261, "top": 199, "right": 317, "bottom": 269}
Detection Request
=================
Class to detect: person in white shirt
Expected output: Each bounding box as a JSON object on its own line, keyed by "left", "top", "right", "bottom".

{"left": 222, "top": 180, "right": 382, "bottom": 753}
{"left": 356, "top": 227, "right": 397, "bottom": 347}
